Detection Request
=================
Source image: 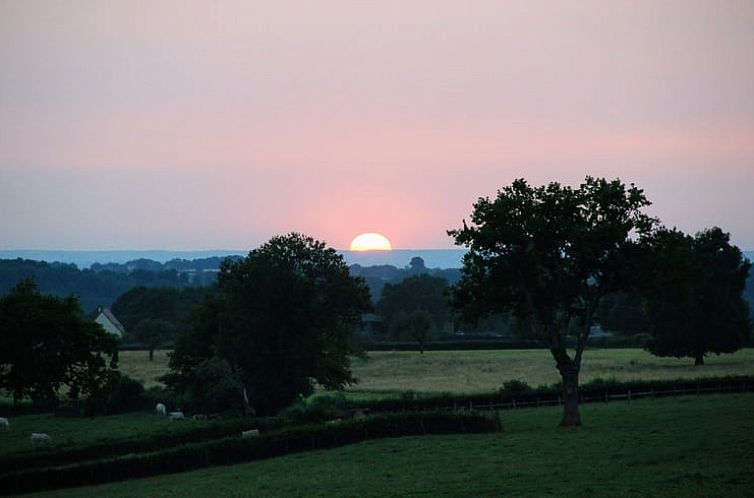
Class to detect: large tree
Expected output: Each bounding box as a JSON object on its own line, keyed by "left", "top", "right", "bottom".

{"left": 640, "top": 227, "right": 751, "bottom": 365}
{"left": 163, "top": 233, "right": 371, "bottom": 415}
{"left": 449, "top": 177, "right": 653, "bottom": 426}
{"left": 0, "top": 279, "right": 119, "bottom": 408}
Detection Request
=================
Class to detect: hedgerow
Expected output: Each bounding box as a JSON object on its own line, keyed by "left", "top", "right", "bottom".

{"left": 0, "top": 411, "right": 501, "bottom": 496}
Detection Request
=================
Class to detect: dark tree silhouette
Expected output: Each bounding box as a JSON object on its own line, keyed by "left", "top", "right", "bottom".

{"left": 376, "top": 274, "right": 450, "bottom": 335}
{"left": 132, "top": 318, "right": 176, "bottom": 361}
{"left": 163, "top": 233, "right": 371, "bottom": 415}
{"left": 640, "top": 227, "right": 751, "bottom": 365}
{"left": 0, "top": 279, "right": 119, "bottom": 409}
{"left": 449, "top": 177, "right": 653, "bottom": 426}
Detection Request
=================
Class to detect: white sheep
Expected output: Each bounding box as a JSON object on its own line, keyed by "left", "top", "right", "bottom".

{"left": 168, "top": 411, "right": 184, "bottom": 421}
{"left": 155, "top": 403, "right": 167, "bottom": 416}
{"left": 31, "top": 432, "right": 52, "bottom": 447}
{"left": 241, "top": 429, "right": 260, "bottom": 438}
{"left": 0, "top": 417, "right": 9, "bottom": 431}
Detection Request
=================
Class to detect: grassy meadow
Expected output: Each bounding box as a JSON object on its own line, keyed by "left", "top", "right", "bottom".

{"left": 26, "top": 393, "right": 754, "bottom": 498}
{"left": 0, "top": 411, "right": 213, "bottom": 458}
{"left": 119, "top": 348, "right": 754, "bottom": 393}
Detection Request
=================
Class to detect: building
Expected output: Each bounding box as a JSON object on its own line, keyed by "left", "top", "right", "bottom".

{"left": 94, "top": 307, "right": 126, "bottom": 339}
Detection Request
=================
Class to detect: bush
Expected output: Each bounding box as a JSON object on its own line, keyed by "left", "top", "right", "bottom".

{"left": 279, "top": 392, "right": 348, "bottom": 425}
{"left": 106, "top": 375, "right": 147, "bottom": 414}
{"left": 500, "top": 380, "right": 531, "bottom": 395}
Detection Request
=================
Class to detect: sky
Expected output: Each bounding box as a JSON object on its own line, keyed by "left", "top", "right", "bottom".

{"left": 1, "top": 1, "right": 753, "bottom": 251}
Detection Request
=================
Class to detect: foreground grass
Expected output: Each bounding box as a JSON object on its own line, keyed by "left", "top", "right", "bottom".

{"left": 28, "top": 394, "right": 754, "bottom": 497}
{"left": 119, "top": 348, "right": 754, "bottom": 394}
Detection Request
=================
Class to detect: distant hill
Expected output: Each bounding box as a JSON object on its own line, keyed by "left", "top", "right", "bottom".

{"left": 0, "top": 249, "right": 467, "bottom": 269}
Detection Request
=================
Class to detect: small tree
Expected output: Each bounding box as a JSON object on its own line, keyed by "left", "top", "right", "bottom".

{"left": 449, "top": 177, "right": 653, "bottom": 426}
{"left": 389, "top": 310, "right": 435, "bottom": 354}
{"left": 0, "top": 279, "right": 119, "bottom": 409}
{"left": 640, "top": 227, "right": 751, "bottom": 365}
{"left": 132, "top": 318, "right": 176, "bottom": 361}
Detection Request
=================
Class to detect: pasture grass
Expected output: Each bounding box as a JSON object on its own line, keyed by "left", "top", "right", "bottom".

{"left": 0, "top": 411, "right": 212, "bottom": 457}
{"left": 117, "top": 349, "right": 172, "bottom": 388}
{"left": 118, "top": 348, "right": 754, "bottom": 394}
{"left": 348, "top": 348, "right": 754, "bottom": 394}
{"left": 118, "top": 348, "right": 754, "bottom": 396}
{"left": 28, "top": 393, "right": 754, "bottom": 497}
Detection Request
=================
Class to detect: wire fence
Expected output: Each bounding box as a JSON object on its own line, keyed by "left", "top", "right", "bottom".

{"left": 448, "top": 381, "right": 754, "bottom": 412}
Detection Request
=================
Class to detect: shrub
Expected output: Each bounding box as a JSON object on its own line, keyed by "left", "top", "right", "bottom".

{"left": 279, "top": 392, "right": 348, "bottom": 424}
{"left": 106, "top": 375, "right": 147, "bottom": 414}
{"left": 500, "top": 380, "right": 531, "bottom": 395}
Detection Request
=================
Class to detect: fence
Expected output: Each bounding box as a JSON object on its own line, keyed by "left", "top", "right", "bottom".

{"left": 447, "top": 381, "right": 754, "bottom": 412}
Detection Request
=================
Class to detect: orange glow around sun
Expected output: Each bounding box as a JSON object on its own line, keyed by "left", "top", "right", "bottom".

{"left": 349, "top": 233, "right": 393, "bottom": 251}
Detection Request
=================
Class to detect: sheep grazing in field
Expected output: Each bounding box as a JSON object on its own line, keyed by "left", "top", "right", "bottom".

{"left": 192, "top": 414, "right": 207, "bottom": 421}
{"left": 0, "top": 417, "right": 9, "bottom": 431}
{"left": 325, "top": 418, "right": 342, "bottom": 426}
{"left": 155, "top": 403, "right": 167, "bottom": 416}
{"left": 168, "top": 411, "right": 184, "bottom": 421}
{"left": 30, "top": 433, "right": 52, "bottom": 447}
{"left": 241, "top": 429, "right": 260, "bottom": 438}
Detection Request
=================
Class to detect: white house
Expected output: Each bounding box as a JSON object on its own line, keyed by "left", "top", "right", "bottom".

{"left": 94, "top": 307, "right": 126, "bottom": 339}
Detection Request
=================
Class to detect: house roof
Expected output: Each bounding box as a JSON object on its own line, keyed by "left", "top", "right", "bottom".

{"left": 96, "top": 307, "right": 127, "bottom": 336}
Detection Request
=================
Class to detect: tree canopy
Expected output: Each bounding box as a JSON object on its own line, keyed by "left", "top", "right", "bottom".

{"left": 0, "top": 279, "right": 119, "bottom": 409}
{"left": 639, "top": 227, "right": 751, "bottom": 365}
{"left": 376, "top": 273, "right": 450, "bottom": 335}
{"left": 132, "top": 318, "right": 177, "bottom": 361}
{"left": 449, "top": 177, "right": 654, "bottom": 426}
{"left": 163, "top": 233, "right": 371, "bottom": 415}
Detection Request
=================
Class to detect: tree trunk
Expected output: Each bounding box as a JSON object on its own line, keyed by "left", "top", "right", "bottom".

{"left": 694, "top": 352, "right": 704, "bottom": 366}
{"left": 558, "top": 363, "right": 581, "bottom": 427}
{"left": 148, "top": 348, "right": 154, "bottom": 361}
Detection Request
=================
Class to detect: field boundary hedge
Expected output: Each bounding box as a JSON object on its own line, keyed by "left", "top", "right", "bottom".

{"left": 343, "top": 375, "right": 754, "bottom": 413}
{"left": 0, "top": 416, "right": 284, "bottom": 475}
{"left": 0, "top": 411, "right": 501, "bottom": 496}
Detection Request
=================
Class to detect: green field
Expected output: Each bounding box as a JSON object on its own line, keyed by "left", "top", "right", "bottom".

{"left": 119, "top": 348, "right": 754, "bottom": 393}
{"left": 25, "top": 393, "right": 754, "bottom": 497}
{"left": 0, "top": 411, "right": 213, "bottom": 458}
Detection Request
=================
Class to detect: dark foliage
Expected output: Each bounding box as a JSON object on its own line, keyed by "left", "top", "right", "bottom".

{"left": 449, "top": 177, "right": 654, "bottom": 426}
{"left": 164, "top": 233, "right": 372, "bottom": 415}
{"left": 377, "top": 273, "right": 450, "bottom": 334}
{"left": 0, "top": 259, "right": 191, "bottom": 312}
{"left": 105, "top": 375, "right": 148, "bottom": 414}
{"left": 0, "top": 279, "right": 119, "bottom": 410}
{"left": 110, "top": 286, "right": 208, "bottom": 332}
{"left": 639, "top": 227, "right": 751, "bottom": 365}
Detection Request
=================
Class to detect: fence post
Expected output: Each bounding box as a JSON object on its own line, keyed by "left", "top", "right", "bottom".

{"left": 627, "top": 390, "right": 631, "bottom": 402}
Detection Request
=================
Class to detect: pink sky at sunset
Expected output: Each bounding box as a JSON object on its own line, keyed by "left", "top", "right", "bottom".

{"left": 1, "top": 1, "right": 753, "bottom": 251}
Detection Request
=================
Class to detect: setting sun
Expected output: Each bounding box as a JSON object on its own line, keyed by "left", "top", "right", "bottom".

{"left": 349, "top": 233, "right": 393, "bottom": 251}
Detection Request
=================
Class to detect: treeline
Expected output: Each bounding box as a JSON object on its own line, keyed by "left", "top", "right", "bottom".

{"left": 0, "top": 259, "right": 192, "bottom": 312}
{"left": 2, "top": 254, "right": 753, "bottom": 345}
